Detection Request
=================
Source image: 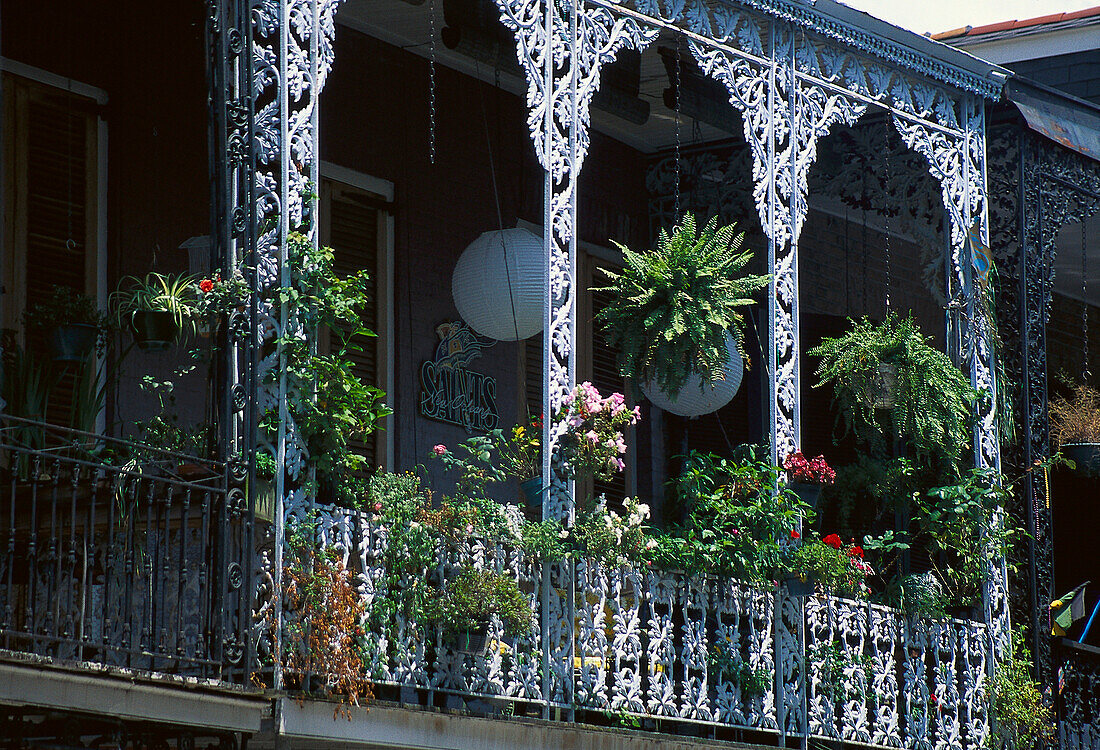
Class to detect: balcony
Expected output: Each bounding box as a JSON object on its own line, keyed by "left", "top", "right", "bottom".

{"left": 267, "top": 494, "right": 991, "bottom": 749}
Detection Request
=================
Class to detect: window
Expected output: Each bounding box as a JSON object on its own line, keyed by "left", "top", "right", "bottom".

{"left": 2, "top": 66, "right": 105, "bottom": 427}
{"left": 319, "top": 166, "right": 395, "bottom": 472}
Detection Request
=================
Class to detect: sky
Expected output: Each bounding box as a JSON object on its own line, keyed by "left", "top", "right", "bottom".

{"left": 841, "top": 0, "right": 1100, "bottom": 36}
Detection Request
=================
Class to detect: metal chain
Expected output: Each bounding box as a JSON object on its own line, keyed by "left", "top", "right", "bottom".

{"left": 673, "top": 40, "right": 682, "bottom": 221}
{"left": 1083, "top": 218, "right": 1090, "bottom": 378}
{"left": 883, "top": 129, "right": 892, "bottom": 315}
{"left": 428, "top": 0, "right": 437, "bottom": 165}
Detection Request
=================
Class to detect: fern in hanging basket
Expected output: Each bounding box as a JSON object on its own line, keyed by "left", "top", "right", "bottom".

{"left": 808, "top": 314, "right": 977, "bottom": 479}
{"left": 595, "top": 214, "right": 770, "bottom": 396}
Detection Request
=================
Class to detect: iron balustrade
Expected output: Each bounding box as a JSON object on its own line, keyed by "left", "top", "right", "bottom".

{"left": 0, "top": 415, "right": 250, "bottom": 682}
{"left": 1058, "top": 639, "right": 1100, "bottom": 750}
{"left": 276, "top": 498, "right": 993, "bottom": 748}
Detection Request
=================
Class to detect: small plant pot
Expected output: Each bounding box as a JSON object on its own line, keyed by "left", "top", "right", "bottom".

{"left": 1063, "top": 443, "right": 1100, "bottom": 477}
{"left": 454, "top": 621, "right": 492, "bottom": 654}
{"left": 871, "top": 362, "right": 898, "bottom": 409}
{"left": 129, "top": 310, "right": 181, "bottom": 351}
{"left": 519, "top": 477, "right": 544, "bottom": 508}
{"left": 789, "top": 482, "right": 823, "bottom": 511}
{"left": 783, "top": 574, "right": 817, "bottom": 598}
{"left": 47, "top": 323, "right": 97, "bottom": 363}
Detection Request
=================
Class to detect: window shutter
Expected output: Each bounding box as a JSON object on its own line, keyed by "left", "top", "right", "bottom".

{"left": 589, "top": 283, "right": 629, "bottom": 507}
{"left": 324, "top": 181, "right": 383, "bottom": 472}
{"left": 3, "top": 74, "right": 98, "bottom": 429}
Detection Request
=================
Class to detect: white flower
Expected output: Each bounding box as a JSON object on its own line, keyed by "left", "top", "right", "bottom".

{"left": 645, "top": 538, "right": 658, "bottom": 550}
{"left": 635, "top": 502, "right": 650, "bottom": 519}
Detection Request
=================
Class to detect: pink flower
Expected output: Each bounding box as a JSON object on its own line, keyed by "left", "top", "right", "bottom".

{"left": 465, "top": 523, "right": 474, "bottom": 534}
{"left": 586, "top": 430, "right": 600, "bottom": 444}
{"left": 373, "top": 501, "right": 383, "bottom": 513}
{"left": 432, "top": 444, "right": 447, "bottom": 456}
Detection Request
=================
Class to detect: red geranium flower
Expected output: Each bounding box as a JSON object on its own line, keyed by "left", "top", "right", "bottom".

{"left": 824, "top": 533, "right": 843, "bottom": 549}
{"left": 199, "top": 278, "right": 215, "bottom": 293}
{"left": 848, "top": 546, "right": 864, "bottom": 558}
{"left": 790, "top": 529, "right": 800, "bottom": 540}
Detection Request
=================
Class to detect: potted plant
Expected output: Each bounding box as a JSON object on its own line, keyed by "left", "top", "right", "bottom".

{"left": 782, "top": 532, "right": 873, "bottom": 598}
{"left": 596, "top": 214, "right": 770, "bottom": 417}
{"left": 429, "top": 569, "right": 533, "bottom": 654}
{"left": 23, "top": 285, "right": 110, "bottom": 363}
{"left": 782, "top": 451, "right": 836, "bottom": 510}
{"left": 111, "top": 272, "right": 198, "bottom": 351}
{"left": 496, "top": 419, "right": 543, "bottom": 508}
{"left": 809, "top": 313, "right": 977, "bottom": 480}
{"left": 1050, "top": 384, "right": 1100, "bottom": 476}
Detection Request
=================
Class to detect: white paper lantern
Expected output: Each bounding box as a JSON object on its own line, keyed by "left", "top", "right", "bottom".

{"left": 451, "top": 229, "right": 545, "bottom": 341}
{"left": 641, "top": 333, "right": 744, "bottom": 417}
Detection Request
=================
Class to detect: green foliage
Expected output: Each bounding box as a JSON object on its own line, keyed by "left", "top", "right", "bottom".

{"left": 896, "top": 572, "right": 948, "bottom": 620}
{"left": 808, "top": 314, "right": 977, "bottom": 480}
{"left": 989, "top": 630, "right": 1054, "bottom": 750}
{"left": 915, "top": 468, "right": 1019, "bottom": 607}
{"left": 111, "top": 272, "right": 198, "bottom": 332}
{"left": 518, "top": 518, "right": 569, "bottom": 562}
{"left": 648, "top": 447, "right": 810, "bottom": 581}
{"left": 275, "top": 232, "right": 392, "bottom": 506}
{"left": 596, "top": 214, "right": 770, "bottom": 395}
{"left": 571, "top": 498, "right": 651, "bottom": 567}
{"left": 708, "top": 639, "right": 771, "bottom": 696}
{"left": 427, "top": 569, "right": 534, "bottom": 638}
{"left": 823, "top": 455, "right": 917, "bottom": 538}
{"left": 809, "top": 641, "right": 875, "bottom": 704}
{"left": 784, "top": 535, "right": 872, "bottom": 598}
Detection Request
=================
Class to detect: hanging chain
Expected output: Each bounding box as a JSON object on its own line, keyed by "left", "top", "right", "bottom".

{"left": 673, "top": 40, "right": 682, "bottom": 222}
{"left": 1083, "top": 218, "right": 1090, "bottom": 378}
{"left": 883, "top": 129, "right": 892, "bottom": 316}
{"left": 428, "top": 0, "right": 437, "bottom": 165}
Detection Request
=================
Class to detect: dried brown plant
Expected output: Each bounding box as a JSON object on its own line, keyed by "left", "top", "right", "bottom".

{"left": 1050, "top": 384, "right": 1100, "bottom": 446}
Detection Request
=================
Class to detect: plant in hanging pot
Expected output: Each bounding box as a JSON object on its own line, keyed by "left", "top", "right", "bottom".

{"left": 111, "top": 272, "right": 198, "bottom": 351}
{"left": 782, "top": 451, "right": 836, "bottom": 511}
{"left": 428, "top": 569, "right": 533, "bottom": 654}
{"left": 808, "top": 313, "right": 978, "bottom": 481}
{"left": 23, "top": 285, "right": 110, "bottom": 363}
{"left": 496, "top": 419, "right": 544, "bottom": 508}
{"left": 595, "top": 214, "right": 770, "bottom": 417}
{"left": 1050, "top": 384, "right": 1100, "bottom": 476}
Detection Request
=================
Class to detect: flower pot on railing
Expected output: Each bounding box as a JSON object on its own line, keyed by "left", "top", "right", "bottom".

{"left": 519, "top": 477, "right": 544, "bottom": 509}
{"left": 454, "top": 621, "right": 492, "bottom": 655}
{"left": 47, "top": 324, "right": 97, "bottom": 363}
{"left": 129, "top": 310, "right": 180, "bottom": 351}
{"left": 783, "top": 573, "right": 817, "bottom": 598}
{"left": 1064, "top": 443, "right": 1100, "bottom": 477}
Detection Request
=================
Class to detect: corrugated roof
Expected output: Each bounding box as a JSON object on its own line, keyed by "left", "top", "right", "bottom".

{"left": 933, "top": 5, "right": 1100, "bottom": 40}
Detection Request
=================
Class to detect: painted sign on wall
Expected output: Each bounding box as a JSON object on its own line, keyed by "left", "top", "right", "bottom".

{"left": 419, "top": 320, "right": 499, "bottom": 433}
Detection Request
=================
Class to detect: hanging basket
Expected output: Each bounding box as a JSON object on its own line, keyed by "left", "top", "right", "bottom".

{"left": 788, "top": 482, "right": 823, "bottom": 511}
{"left": 870, "top": 362, "right": 898, "bottom": 409}
{"left": 451, "top": 229, "right": 545, "bottom": 341}
{"left": 1063, "top": 443, "right": 1100, "bottom": 477}
{"left": 47, "top": 324, "right": 98, "bottom": 363}
{"left": 129, "top": 310, "right": 180, "bottom": 351}
{"left": 641, "top": 333, "right": 743, "bottom": 417}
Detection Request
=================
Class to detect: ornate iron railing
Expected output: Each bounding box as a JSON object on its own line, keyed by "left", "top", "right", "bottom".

{"left": 281, "top": 499, "right": 991, "bottom": 748}
{"left": 1058, "top": 639, "right": 1100, "bottom": 749}
{"left": 0, "top": 415, "right": 250, "bottom": 681}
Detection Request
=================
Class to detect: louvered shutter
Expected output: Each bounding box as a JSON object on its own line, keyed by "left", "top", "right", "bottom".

{"left": 523, "top": 335, "right": 542, "bottom": 424}
{"left": 3, "top": 74, "right": 98, "bottom": 428}
{"left": 323, "top": 181, "right": 383, "bottom": 472}
{"left": 589, "top": 282, "right": 629, "bottom": 508}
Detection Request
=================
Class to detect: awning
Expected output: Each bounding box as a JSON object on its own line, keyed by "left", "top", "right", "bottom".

{"left": 1007, "top": 79, "right": 1100, "bottom": 162}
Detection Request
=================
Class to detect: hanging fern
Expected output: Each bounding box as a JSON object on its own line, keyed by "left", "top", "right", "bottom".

{"left": 595, "top": 214, "right": 771, "bottom": 396}
{"left": 808, "top": 313, "right": 978, "bottom": 480}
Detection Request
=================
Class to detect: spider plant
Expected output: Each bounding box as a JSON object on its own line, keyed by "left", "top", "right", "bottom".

{"left": 111, "top": 272, "right": 198, "bottom": 349}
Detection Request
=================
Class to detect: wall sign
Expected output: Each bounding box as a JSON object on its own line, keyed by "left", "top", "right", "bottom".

{"left": 419, "top": 320, "right": 499, "bottom": 432}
